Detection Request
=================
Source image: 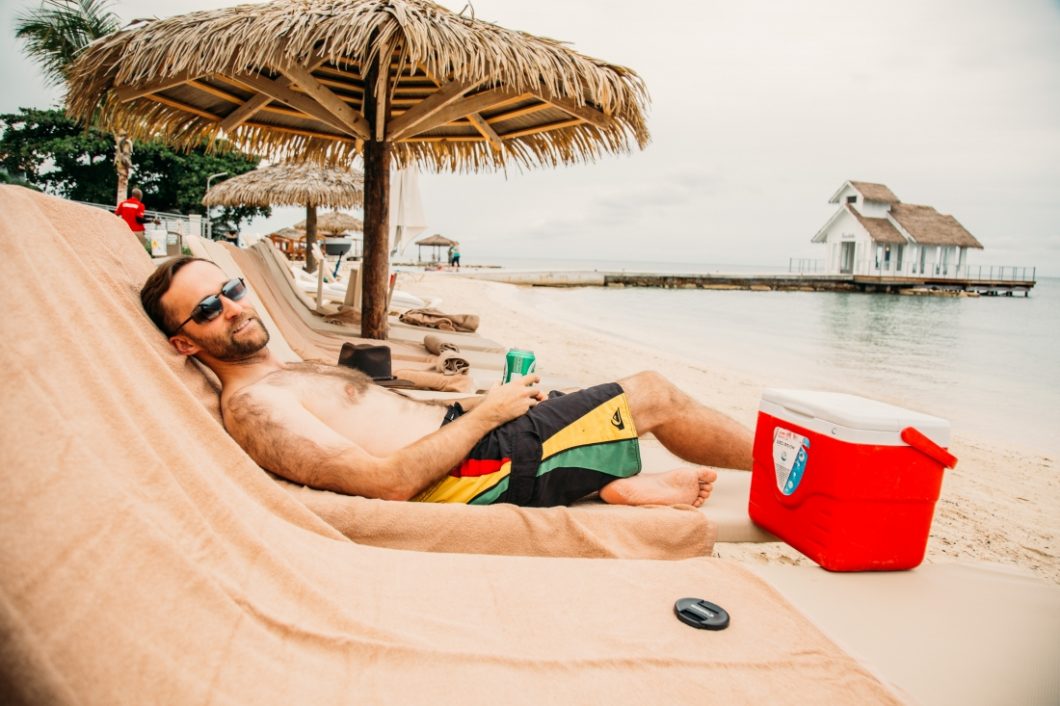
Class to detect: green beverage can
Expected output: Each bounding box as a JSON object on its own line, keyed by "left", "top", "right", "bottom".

{"left": 502, "top": 348, "right": 536, "bottom": 383}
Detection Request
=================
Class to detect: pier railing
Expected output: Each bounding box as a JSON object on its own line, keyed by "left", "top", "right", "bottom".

{"left": 788, "top": 258, "right": 825, "bottom": 273}
{"left": 908, "top": 263, "right": 1036, "bottom": 281}
{"left": 954, "top": 265, "right": 1036, "bottom": 282}
{"left": 798, "top": 258, "right": 1037, "bottom": 282}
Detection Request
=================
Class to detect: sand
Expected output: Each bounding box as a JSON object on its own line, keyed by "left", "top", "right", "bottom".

{"left": 397, "top": 270, "right": 1060, "bottom": 585}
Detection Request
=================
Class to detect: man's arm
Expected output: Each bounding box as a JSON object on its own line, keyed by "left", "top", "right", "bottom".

{"left": 225, "top": 377, "right": 544, "bottom": 501}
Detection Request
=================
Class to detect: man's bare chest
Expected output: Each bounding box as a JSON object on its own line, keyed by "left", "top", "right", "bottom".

{"left": 271, "top": 366, "right": 447, "bottom": 455}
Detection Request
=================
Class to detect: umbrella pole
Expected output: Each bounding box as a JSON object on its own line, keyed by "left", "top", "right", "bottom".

{"left": 361, "top": 139, "right": 391, "bottom": 340}
{"left": 360, "top": 55, "right": 392, "bottom": 341}
{"left": 304, "top": 203, "right": 318, "bottom": 274}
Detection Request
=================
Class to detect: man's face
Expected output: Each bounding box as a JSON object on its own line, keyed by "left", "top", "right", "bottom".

{"left": 162, "top": 261, "right": 269, "bottom": 361}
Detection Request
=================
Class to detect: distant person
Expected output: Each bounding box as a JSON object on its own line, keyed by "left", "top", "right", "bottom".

{"left": 446, "top": 244, "right": 455, "bottom": 266}
{"left": 451, "top": 242, "right": 461, "bottom": 269}
{"left": 116, "top": 188, "right": 148, "bottom": 238}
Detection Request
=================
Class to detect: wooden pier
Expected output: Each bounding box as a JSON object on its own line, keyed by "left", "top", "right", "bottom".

{"left": 460, "top": 270, "right": 1036, "bottom": 296}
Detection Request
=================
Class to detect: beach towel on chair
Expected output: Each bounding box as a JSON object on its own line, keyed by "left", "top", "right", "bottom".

{"left": 0, "top": 186, "right": 904, "bottom": 706}
{"left": 399, "top": 307, "right": 480, "bottom": 332}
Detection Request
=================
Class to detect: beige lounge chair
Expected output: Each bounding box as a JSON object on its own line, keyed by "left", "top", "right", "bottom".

{"left": 3, "top": 189, "right": 1056, "bottom": 706}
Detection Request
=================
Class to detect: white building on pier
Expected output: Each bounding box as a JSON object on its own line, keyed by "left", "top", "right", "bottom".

{"left": 812, "top": 181, "right": 983, "bottom": 277}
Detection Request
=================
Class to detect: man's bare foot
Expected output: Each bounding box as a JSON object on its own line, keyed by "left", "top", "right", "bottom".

{"left": 598, "top": 467, "right": 717, "bottom": 508}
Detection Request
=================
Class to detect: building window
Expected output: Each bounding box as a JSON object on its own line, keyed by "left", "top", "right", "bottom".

{"left": 846, "top": 195, "right": 857, "bottom": 204}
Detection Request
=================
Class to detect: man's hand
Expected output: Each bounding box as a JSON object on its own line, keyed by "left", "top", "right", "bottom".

{"left": 473, "top": 375, "right": 547, "bottom": 427}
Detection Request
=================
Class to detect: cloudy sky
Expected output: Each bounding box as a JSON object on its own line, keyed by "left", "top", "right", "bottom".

{"left": 2, "top": 0, "right": 1058, "bottom": 272}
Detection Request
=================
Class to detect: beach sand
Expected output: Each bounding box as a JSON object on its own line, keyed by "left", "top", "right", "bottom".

{"left": 398, "top": 270, "right": 1060, "bottom": 585}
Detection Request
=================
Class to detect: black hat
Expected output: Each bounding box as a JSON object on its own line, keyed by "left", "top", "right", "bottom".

{"left": 338, "top": 343, "right": 415, "bottom": 388}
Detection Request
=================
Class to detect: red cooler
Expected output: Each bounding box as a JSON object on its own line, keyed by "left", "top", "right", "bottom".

{"left": 749, "top": 389, "right": 957, "bottom": 571}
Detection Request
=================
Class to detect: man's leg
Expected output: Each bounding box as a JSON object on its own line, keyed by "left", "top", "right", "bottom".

{"left": 618, "top": 370, "right": 754, "bottom": 471}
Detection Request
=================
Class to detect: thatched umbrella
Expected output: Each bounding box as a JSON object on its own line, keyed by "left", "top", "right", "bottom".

{"left": 265, "top": 226, "right": 306, "bottom": 260}
{"left": 267, "top": 226, "right": 301, "bottom": 240}
{"left": 414, "top": 233, "right": 456, "bottom": 263}
{"left": 66, "top": 0, "right": 649, "bottom": 339}
{"left": 203, "top": 162, "right": 363, "bottom": 273}
{"left": 295, "top": 210, "right": 363, "bottom": 235}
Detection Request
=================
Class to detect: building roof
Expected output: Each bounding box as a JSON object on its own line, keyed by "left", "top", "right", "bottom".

{"left": 850, "top": 181, "right": 901, "bottom": 204}
{"left": 889, "top": 203, "right": 984, "bottom": 248}
{"left": 829, "top": 180, "right": 901, "bottom": 204}
{"left": 846, "top": 205, "right": 907, "bottom": 244}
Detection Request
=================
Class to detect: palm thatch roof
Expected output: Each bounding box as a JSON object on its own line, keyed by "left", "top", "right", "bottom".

{"left": 65, "top": 0, "right": 650, "bottom": 171}
{"left": 202, "top": 162, "right": 364, "bottom": 208}
{"left": 295, "top": 210, "right": 363, "bottom": 234}
{"left": 415, "top": 234, "right": 456, "bottom": 246}
{"left": 829, "top": 180, "right": 900, "bottom": 205}
{"left": 849, "top": 181, "right": 900, "bottom": 204}
{"left": 267, "top": 226, "right": 302, "bottom": 240}
{"left": 890, "top": 204, "right": 983, "bottom": 248}
{"left": 846, "top": 205, "right": 906, "bottom": 245}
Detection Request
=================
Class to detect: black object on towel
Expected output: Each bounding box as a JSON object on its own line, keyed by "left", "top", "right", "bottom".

{"left": 673, "top": 598, "right": 730, "bottom": 630}
{"left": 338, "top": 343, "right": 415, "bottom": 388}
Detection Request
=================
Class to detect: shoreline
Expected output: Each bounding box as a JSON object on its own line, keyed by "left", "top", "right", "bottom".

{"left": 399, "top": 271, "right": 1060, "bottom": 585}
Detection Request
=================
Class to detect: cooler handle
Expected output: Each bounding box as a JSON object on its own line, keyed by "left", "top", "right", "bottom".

{"left": 901, "top": 427, "right": 958, "bottom": 469}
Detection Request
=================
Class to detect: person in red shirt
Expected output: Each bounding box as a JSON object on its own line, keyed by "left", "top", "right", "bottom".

{"left": 115, "top": 188, "right": 148, "bottom": 235}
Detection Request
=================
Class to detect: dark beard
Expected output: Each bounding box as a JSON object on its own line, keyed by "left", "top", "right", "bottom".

{"left": 189, "top": 315, "right": 270, "bottom": 361}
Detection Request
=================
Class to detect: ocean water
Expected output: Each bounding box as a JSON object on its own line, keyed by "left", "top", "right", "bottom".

{"left": 488, "top": 259, "right": 1059, "bottom": 456}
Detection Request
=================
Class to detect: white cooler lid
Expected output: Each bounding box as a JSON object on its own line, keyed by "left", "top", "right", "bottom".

{"left": 760, "top": 389, "right": 950, "bottom": 447}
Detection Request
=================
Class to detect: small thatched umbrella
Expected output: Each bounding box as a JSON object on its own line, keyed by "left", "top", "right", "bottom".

{"left": 203, "top": 162, "right": 363, "bottom": 273}
{"left": 265, "top": 226, "right": 306, "bottom": 260}
{"left": 295, "top": 210, "right": 363, "bottom": 236}
{"left": 414, "top": 233, "right": 457, "bottom": 263}
{"left": 267, "top": 226, "right": 301, "bottom": 240}
{"left": 66, "top": 0, "right": 649, "bottom": 339}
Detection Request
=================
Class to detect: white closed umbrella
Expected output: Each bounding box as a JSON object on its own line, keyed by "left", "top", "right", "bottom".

{"left": 389, "top": 168, "right": 427, "bottom": 259}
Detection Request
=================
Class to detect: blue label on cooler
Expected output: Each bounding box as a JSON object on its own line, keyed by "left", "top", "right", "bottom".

{"left": 772, "top": 427, "right": 810, "bottom": 496}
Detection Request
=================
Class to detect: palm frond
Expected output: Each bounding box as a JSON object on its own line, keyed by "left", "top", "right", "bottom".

{"left": 16, "top": 0, "right": 121, "bottom": 85}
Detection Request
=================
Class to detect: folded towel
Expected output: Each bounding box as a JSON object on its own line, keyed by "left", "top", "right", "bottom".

{"left": 399, "top": 308, "right": 479, "bottom": 333}
{"left": 423, "top": 335, "right": 469, "bottom": 375}
{"left": 423, "top": 334, "right": 460, "bottom": 355}
{"left": 435, "top": 351, "right": 470, "bottom": 376}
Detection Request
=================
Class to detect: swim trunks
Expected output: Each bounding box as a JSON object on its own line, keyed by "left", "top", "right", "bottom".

{"left": 413, "top": 383, "right": 642, "bottom": 507}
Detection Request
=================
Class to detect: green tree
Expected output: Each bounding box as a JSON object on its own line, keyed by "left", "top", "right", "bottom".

{"left": 0, "top": 107, "right": 270, "bottom": 233}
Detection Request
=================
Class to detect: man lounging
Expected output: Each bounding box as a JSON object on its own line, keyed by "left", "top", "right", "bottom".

{"left": 141, "top": 258, "right": 754, "bottom": 507}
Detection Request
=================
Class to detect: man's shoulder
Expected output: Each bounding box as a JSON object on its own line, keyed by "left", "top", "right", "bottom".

{"left": 225, "top": 373, "right": 295, "bottom": 406}
{"left": 223, "top": 364, "right": 333, "bottom": 408}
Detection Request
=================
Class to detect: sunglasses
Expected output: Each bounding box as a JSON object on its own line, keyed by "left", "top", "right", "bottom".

{"left": 170, "top": 278, "right": 248, "bottom": 335}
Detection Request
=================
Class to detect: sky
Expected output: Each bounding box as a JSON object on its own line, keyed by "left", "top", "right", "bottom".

{"left": 2, "top": 0, "right": 1059, "bottom": 273}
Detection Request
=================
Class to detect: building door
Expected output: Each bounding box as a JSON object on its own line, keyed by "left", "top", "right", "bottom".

{"left": 839, "top": 242, "right": 855, "bottom": 274}
{"left": 896, "top": 245, "right": 904, "bottom": 273}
